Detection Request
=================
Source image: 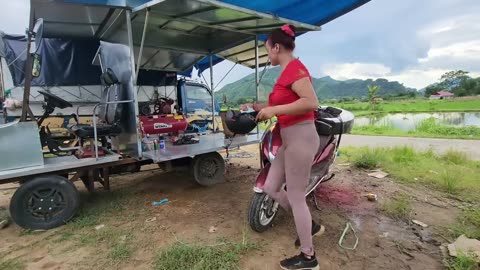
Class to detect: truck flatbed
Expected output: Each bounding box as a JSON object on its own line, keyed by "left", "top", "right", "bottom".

{"left": 142, "top": 133, "right": 261, "bottom": 163}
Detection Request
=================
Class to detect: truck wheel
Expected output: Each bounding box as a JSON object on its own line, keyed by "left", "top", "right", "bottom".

{"left": 9, "top": 175, "right": 80, "bottom": 230}
{"left": 192, "top": 152, "right": 225, "bottom": 186}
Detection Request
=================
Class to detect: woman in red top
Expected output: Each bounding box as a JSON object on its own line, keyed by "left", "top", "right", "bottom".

{"left": 242, "top": 24, "right": 321, "bottom": 270}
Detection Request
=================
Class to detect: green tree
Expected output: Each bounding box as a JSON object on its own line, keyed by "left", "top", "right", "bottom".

{"left": 439, "top": 70, "right": 469, "bottom": 90}
{"left": 367, "top": 85, "right": 380, "bottom": 110}
{"left": 455, "top": 77, "right": 480, "bottom": 96}
{"left": 407, "top": 91, "right": 417, "bottom": 98}
{"left": 424, "top": 85, "right": 443, "bottom": 97}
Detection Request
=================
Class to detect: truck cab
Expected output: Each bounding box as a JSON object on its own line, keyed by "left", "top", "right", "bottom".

{"left": 177, "top": 79, "right": 221, "bottom": 133}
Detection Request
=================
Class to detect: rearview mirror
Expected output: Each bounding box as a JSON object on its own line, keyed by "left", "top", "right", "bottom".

{"left": 30, "top": 18, "right": 44, "bottom": 54}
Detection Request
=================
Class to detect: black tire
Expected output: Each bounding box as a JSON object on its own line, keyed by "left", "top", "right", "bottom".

{"left": 248, "top": 192, "right": 279, "bottom": 233}
{"left": 9, "top": 175, "right": 80, "bottom": 230}
{"left": 192, "top": 152, "right": 225, "bottom": 186}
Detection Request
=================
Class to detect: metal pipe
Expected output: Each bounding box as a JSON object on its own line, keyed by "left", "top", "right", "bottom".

{"left": 255, "top": 36, "right": 259, "bottom": 134}
{"left": 257, "top": 59, "right": 270, "bottom": 87}
{"left": 99, "top": 9, "right": 124, "bottom": 39}
{"left": 210, "top": 54, "right": 215, "bottom": 132}
{"left": 135, "top": 8, "right": 150, "bottom": 83}
{"left": 126, "top": 10, "right": 143, "bottom": 157}
{"left": 20, "top": 8, "right": 35, "bottom": 122}
{"left": 255, "top": 36, "right": 259, "bottom": 102}
{"left": 0, "top": 58, "right": 4, "bottom": 99}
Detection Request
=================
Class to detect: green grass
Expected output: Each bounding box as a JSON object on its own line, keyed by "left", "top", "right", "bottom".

{"left": 341, "top": 146, "right": 480, "bottom": 202}
{"left": 450, "top": 208, "right": 480, "bottom": 240}
{"left": 380, "top": 194, "right": 413, "bottom": 220}
{"left": 327, "top": 98, "right": 480, "bottom": 116}
{"left": 0, "top": 256, "right": 24, "bottom": 270}
{"left": 351, "top": 148, "right": 386, "bottom": 169}
{"left": 68, "top": 189, "right": 134, "bottom": 230}
{"left": 351, "top": 117, "right": 480, "bottom": 140}
{"left": 153, "top": 240, "right": 256, "bottom": 270}
{"left": 108, "top": 243, "right": 132, "bottom": 261}
{"left": 49, "top": 188, "right": 139, "bottom": 266}
{"left": 446, "top": 252, "right": 479, "bottom": 270}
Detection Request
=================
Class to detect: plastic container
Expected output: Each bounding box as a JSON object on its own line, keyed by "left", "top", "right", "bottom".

{"left": 159, "top": 136, "right": 166, "bottom": 150}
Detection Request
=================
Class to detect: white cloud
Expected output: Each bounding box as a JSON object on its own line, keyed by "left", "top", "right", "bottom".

{"left": 419, "top": 41, "right": 480, "bottom": 63}
{"left": 321, "top": 63, "right": 391, "bottom": 81}
{"left": 321, "top": 62, "right": 480, "bottom": 89}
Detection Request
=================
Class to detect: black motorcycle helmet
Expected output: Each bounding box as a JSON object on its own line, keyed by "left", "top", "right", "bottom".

{"left": 224, "top": 110, "right": 258, "bottom": 135}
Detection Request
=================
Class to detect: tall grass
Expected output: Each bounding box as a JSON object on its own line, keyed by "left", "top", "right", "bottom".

{"left": 414, "top": 117, "right": 480, "bottom": 138}
{"left": 380, "top": 194, "right": 413, "bottom": 220}
{"left": 328, "top": 98, "right": 480, "bottom": 116}
{"left": 446, "top": 252, "right": 479, "bottom": 270}
{"left": 341, "top": 146, "right": 480, "bottom": 202}
{"left": 450, "top": 208, "right": 480, "bottom": 240}
{"left": 352, "top": 117, "right": 480, "bottom": 139}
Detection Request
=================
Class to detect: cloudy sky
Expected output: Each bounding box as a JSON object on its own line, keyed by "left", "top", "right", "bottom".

{"left": 1, "top": 0, "right": 479, "bottom": 90}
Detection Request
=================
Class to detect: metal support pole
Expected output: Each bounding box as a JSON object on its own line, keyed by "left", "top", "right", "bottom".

{"left": 255, "top": 36, "right": 259, "bottom": 135}
{"left": 126, "top": 10, "right": 143, "bottom": 157}
{"left": 20, "top": 8, "right": 35, "bottom": 122}
{"left": 210, "top": 54, "right": 216, "bottom": 132}
{"left": 135, "top": 8, "right": 150, "bottom": 83}
{"left": 255, "top": 36, "right": 259, "bottom": 103}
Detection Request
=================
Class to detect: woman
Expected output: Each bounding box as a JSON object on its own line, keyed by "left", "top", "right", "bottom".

{"left": 241, "top": 24, "right": 321, "bottom": 270}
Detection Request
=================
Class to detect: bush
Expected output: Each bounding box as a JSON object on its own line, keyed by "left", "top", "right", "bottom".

{"left": 352, "top": 148, "right": 385, "bottom": 169}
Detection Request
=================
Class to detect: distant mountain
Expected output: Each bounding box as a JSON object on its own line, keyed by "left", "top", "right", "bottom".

{"left": 215, "top": 67, "right": 416, "bottom": 103}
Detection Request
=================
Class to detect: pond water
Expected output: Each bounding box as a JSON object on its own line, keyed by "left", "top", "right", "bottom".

{"left": 355, "top": 112, "right": 480, "bottom": 131}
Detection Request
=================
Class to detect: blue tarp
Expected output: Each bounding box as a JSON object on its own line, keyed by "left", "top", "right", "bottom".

{"left": 0, "top": 34, "right": 177, "bottom": 87}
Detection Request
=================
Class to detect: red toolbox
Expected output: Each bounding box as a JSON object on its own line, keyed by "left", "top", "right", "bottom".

{"left": 139, "top": 114, "right": 188, "bottom": 135}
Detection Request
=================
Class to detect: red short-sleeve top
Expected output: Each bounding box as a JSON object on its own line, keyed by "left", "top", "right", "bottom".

{"left": 268, "top": 59, "right": 315, "bottom": 127}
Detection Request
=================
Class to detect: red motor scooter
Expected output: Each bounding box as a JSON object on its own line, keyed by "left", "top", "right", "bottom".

{"left": 248, "top": 106, "right": 354, "bottom": 232}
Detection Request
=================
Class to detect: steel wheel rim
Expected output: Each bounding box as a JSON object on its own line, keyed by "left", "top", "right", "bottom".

{"left": 198, "top": 157, "right": 220, "bottom": 178}
{"left": 27, "top": 187, "right": 67, "bottom": 221}
{"left": 259, "top": 194, "right": 279, "bottom": 226}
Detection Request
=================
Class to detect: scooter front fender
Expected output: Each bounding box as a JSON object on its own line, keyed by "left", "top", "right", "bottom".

{"left": 253, "top": 163, "right": 271, "bottom": 193}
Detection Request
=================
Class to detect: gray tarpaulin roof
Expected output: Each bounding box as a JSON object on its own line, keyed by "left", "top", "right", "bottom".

{"left": 30, "top": 0, "right": 370, "bottom": 73}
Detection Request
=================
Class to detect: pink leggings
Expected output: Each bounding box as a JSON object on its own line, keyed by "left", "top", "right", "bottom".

{"left": 263, "top": 120, "right": 320, "bottom": 256}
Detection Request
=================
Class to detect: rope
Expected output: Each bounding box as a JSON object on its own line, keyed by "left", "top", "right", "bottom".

{"left": 213, "top": 63, "right": 237, "bottom": 91}
{"left": 338, "top": 222, "right": 359, "bottom": 250}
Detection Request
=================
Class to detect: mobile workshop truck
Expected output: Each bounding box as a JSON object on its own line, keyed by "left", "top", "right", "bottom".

{"left": 0, "top": 0, "right": 369, "bottom": 230}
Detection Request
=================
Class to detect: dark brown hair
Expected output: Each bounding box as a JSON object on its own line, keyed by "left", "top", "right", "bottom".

{"left": 267, "top": 24, "right": 296, "bottom": 50}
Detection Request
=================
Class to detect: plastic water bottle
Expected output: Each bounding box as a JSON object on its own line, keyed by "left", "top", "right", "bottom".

{"left": 142, "top": 134, "right": 150, "bottom": 151}
{"left": 159, "top": 136, "right": 166, "bottom": 150}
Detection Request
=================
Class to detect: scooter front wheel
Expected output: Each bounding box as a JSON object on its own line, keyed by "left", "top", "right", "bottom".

{"left": 248, "top": 192, "right": 279, "bottom": 233}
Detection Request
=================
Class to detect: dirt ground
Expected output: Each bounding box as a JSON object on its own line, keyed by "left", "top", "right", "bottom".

{"left": 0, "top": 145, "right": 466, "bottom": 269}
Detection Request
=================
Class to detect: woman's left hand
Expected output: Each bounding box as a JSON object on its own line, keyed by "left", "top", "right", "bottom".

{"left": 256, "top": 106, "right": 277, "bottom": 121}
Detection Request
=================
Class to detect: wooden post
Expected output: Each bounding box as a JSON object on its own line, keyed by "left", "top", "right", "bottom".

{"left": 102, "top": 167, "right": 110, "bottom": 191}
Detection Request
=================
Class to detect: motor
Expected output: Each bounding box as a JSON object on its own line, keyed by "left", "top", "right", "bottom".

{"left": 247, "top": 106, "right": 354, "bottom": 232}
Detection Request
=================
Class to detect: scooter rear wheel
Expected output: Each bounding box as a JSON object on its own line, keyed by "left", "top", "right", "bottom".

{"left": 248, "top": 192, "right": 279, "bottom": 233}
